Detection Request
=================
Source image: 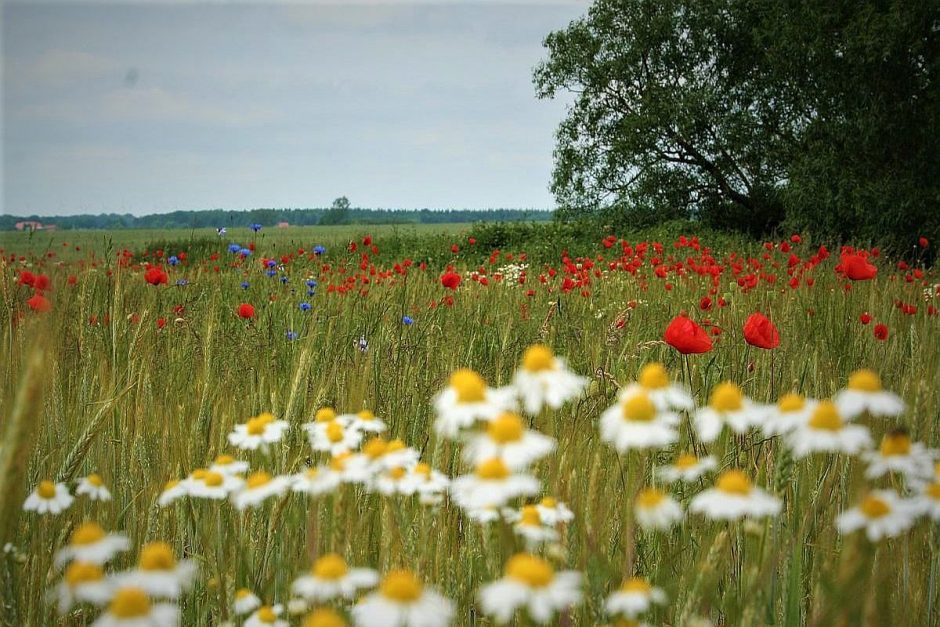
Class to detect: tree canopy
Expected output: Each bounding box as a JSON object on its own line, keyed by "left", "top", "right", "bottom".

{"left": 535, "top": 0, "right": 939, "bottom": 251}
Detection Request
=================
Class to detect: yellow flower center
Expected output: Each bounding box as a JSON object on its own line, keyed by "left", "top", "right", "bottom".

{"left": 487, "top": 413, "right": 525, "bottom": 443}
{"left": 37, "top": 480, "right": 57, "bottom": 499}
{"left": 674, "top": 453, "right": 698, "bottom": 469}
{"left": 326, "top": 421, "right": 345, "bottom": 443}
{"left": 71, "top": 522, "right": 106, "bottom": 545}
{"left": 357, "top": 410, "right": 375, "bottom": 421}
{"left": 256, "top": 412, "right": 275, "bottom": 424}
{"left": 204, "top": 472, "right": 225, "bottom": 487}
{"left": 716, "top": 470, "right": 752, "bottom": 495}
{"left": 380, "top": 570, "right": 423, "bottom": 602}
{"left": 215, "top": 454, "right": 235, "bottom": 465}
{"left": 64, "top": 562, "right": 105, "bottom": 585}
{"left": 522, "top": 344, "right": 556, "bottom": 372}
{"left": 388, "top": 467, "right": 407, "bottom": 481}
{"left": 848, "top": 369, "right": 882, "bottom": 392}
{"left": 363, "top": 438, "right": 389, "bottom": 459}
{"left": 257, "top": 606, "right": 278, "bottom": 623}
{"left": 541, "top": 497, "right": 557, "bottom": 508}
{"left": 777, "top": 393, "right": 805, "bottom": 413}
{"left": 316, "top": 408, "right": 337, "bottom": 422}
{"left": 86, "top": 473, "right": 104, "bottom": 487}
{"left": 638, "top": 363, "right": 669, "bottom": 389}
{"left": 860, "top": 494, "right": 891, "bottom": 518}
{"left": 163, "top": 479, "right": 180, "bottom": 491}
{"left": 246, "top": 471, "right": 272, "bottom": 489}
{"left": 709, "top": 382, "right": 744, "bottom": 412}
{"left": 621, "top": 577, "right": 652, "bottom": 594}
{"left": 505, "top": 553, "right": 554, "bottom": 588}
{"left": 622, "top": 393, "right": 657, "bottom": 422}
{"left": 387, "top": 439, "right": 406, "bottom": 452}
{"left": 925, "top": 484, "right": 940, "bottom": 501}
{"left": 329, "top": 454, "right": 349, "bottom": 472}
{"left": 880, "top": 432, "right": 912, "bottom": 457}
{"left": 305, "top": 468, "right": 320, "bottom": 479}
{"left": 139, "top": 542, "right": 176, "bottom": 571}
{"left": 450, "top": 369, "right": 487, "bottom": 403}
{"left": 808, "top": 401, "right": 843, "bottom": 431}
{"left": 520, "top": 505, "right": 541, "bottom": 526}
{"left": 246, "top": 417, "right": 266, "bottom": 436}
{"left": 476, "top": 458, "right": 511, "bottom": 480}
{"left": 304, "top": 608, "right": 347, "bottom": 627}
{"left": 109, "top": 587, "right": 151, "bottom": 618}
{"left": 636, "top": 488, "right": 665, "bottom": 509}
{"left": 313, "top": 553, "right": 349, "bottom": 580}
{"left": 414, "top": 463, "right": 431, "bottom": 478}
{"left": 236, "top": 588, "right": 252, "bottom": 599}
{"left": 191, "top": 469, "right": 208, "bottom": 480}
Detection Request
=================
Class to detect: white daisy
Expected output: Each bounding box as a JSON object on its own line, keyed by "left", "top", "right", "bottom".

{"left": 291, "top": 553, "right": 379, "bottom": 602}
{"left": 373, "top": 467, "right": 414, "bottom": 496}
{"left": 834, "top": 369, "right": 905, "bottom": 419}
{"left": 478, "top": 553, "right": 581, "bottom": 624}
{"left": 634, "top": 488, "right": 683, "bottom": 531}
{"left": 24, "top": 480, "right": 74, "bottom": 515}
{"left": 694, "top": 382, "right": 764, "bottom": 443}
{"left": 113, "top": 542, "right": 197, "bottom": 599}
{"left": 450, "top": 458, "right": 540, "bottom": 510}
{"left": 656, "top": 453, "right": 717, "bottom": 483}
{"left": 786, "top": 401, "right": 872, "bottom": 458}
{"left": 622, "top": 362, "right": 694, "bottom": 411}
{"left": 187, "top": 470, "right": 245, "bottom": 500}
{"left": 836, "top": 490, "right": 919, "bottom": 541}
{"left": 157, "top": 480, "right": 186, "bottom": 507}
{"left": 91, "top": 586, "right": 179, "bottom": 627}
{"left": 306, "top": 419, "right": 364, "bottom": 456}
{"left": 689, "top": 470, "right": 781, "bottom": 520}
{"left": 362, "top": 438, "right": 421, "bottom": 473}
{"left": 862, "top": 430, "right": 936, "bottom": 482}
{"left": 245, "top": 605, "right": 288, "bottom": 627}
{"left": 534, "top": 497, "right": 574, "bottom": 525}
{"left": 51, "top": 561, "right": 113, "bottom": 614}
{"left": 231, "top": 472, "right": 291, "bottom": 510}
{"left": 465, "top": 506, "right": 502, "bottom": 525}
{"left": 292, "top": 467, "right": 342, "bottom": 497}
{"left": 401, "top": 463, "right": 450, "bottom": 505}
{"left": 344, "top": 409, "right": 387, "bottom": 433}
{"left": 511, "top": 344, "right": 587, "bottom": 415}
{"left": 234, "top": 588, "right": 262, "bottom": 615}
{"left": 228, "top": 412, "right": 290, "bottom": 452}
{"left": 433, "top": 368, "right": 516, "bottom": 439}
{"left": 914, "top": 482, "right": 940, "bottom": 521}
{"left": 209, "top": 454, "right": 250, "bottom": 476}
{"left": 76, "top": 474, "right": 112, "bottom": 501}
{"left": 463, "top": 412, "right": 556, "bottom": 470}
{"left": 761, "top": 393, "right": 817, "bottom": 436}
{"left": 351, "top": 569, "right": 454, "bottom": 627}
{"left": 54, "top": 522, "right": 130, "bottom": 568}
{"left": 605, "top": 577, "right": 667, "bottom": 618}
{"left": 506, "top": 506, "right": 559, "bottom": 548}
{"left": 599, "top": 390, "right": 680, "bottom": 452}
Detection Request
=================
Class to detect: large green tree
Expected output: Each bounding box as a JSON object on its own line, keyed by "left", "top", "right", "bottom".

{"left": 535, "top": 0, "right": 939, "bottom": 250}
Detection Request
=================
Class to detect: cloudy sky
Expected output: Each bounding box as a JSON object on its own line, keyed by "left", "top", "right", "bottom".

{"left": 2, "top": 1, "right": 587, "bottom": 217}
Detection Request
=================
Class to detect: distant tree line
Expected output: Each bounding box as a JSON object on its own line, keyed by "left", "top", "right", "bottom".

{"left": 0, "top": 206, "right": 552, "bottom": 231}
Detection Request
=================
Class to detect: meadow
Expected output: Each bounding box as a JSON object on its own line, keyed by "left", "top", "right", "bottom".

{"left": 0, "top": 224, "right": 938, "bottom": 626}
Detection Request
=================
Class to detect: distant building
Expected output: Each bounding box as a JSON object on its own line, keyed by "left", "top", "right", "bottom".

{"left": 277, "top": 221, "right": 290, "bottom": 228}
{"left": 15, "top": 221, "right": 55, "bottom": 232}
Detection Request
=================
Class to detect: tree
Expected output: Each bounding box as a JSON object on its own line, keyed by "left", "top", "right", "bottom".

{"left": 535, "top": 0, "right": 939, "bottom": 250}
{"left": 320, "top": 196, "right": 351, "bottom": 225}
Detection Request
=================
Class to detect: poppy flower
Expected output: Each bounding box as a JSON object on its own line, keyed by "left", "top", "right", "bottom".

{"left": 840, "top": 254, "right": 877, "bottom": 281}
{"left": 860, "top": 312, "right": 872, "bottom": 325}
{"left": 144, "top": 267, "right": 168, "bottom": 286}
{"left": 18, "top": 271, "right": 36, "bottom": 287}
{"left": 664, "top": 316, "right": 713, "bottom": 354}
{"left": 238, "top": 303, "right": 255, "bottom": 319}
{"left": 440, "top": 271, "right": 461, "bottom": 290}
{"left": 874, "top": 324, "right": 889, "bottom": 341}
{"left": 26, "top": 293, "right": 52, "bottom": 313}
{"left": 743, "top": 313, "right": 780, "bottom": 349}
{"left": 919, "top": 237, "right": 929, "bottom": 248}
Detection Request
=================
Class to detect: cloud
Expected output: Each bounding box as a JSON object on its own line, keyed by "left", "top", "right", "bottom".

{"left": 8, "top": 49, "right": 121, "bottom": 87}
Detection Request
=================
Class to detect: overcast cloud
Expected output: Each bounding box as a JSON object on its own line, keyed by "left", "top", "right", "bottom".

{"left": 2, "top": 1, "right": 586, "bottom": 216}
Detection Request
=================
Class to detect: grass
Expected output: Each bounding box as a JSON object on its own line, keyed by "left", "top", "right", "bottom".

{"left": 0, "top": 225, "right": 938, "bottom": 626}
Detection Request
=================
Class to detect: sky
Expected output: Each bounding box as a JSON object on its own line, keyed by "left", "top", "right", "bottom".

{"left": 2, "top": 1, "right": 588, "bottom": 217}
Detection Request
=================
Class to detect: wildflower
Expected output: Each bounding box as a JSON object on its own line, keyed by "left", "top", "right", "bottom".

{"left": 300, "top": 302, "right": 312, "bottom": 312}
{"left": 362, "top": 438, "right": 420, "bottom": 474}
{"left": 234, "top": 588, "right": 262, "bottom": 615}
{"left": 663, "top": 315, "right": 712, "bottom": 354}
{"left": 187, "top": 469, "right": 245, "bottom": 500}
{"left": 656, "top": 453, "right": 717, "bottom": 483}
{"left": 599, "top": 390, "right": 680, "bottom": 452}
{"left": 249, "top": 223, "right": 263, "bottom": 232}
{"left": 620, "top": 362, "right": 694, "bottom": 411}
{"left": 743, "top": 312, "right": 780, "bottom": 349}
{"left": 291, "top": 553, "right": 378, "bottom": 602}
{"left": 451, "top": 458, "right": 539, "bottom": 510}
{"left": 158, "top": 479, "right": 186, "bottom": 507}
{"left": 402, "top": 316, "right": 414, "bottom": 325}
{"left": 836, "top": 490, "right": 919, "bottom": 541}
{"left": 27, "top": 293, "right": 52, "bottom": 312}
{"left": 401, "top": 462, "right": 450, "bottom": 505}
{"left": 478, "top": 553, "right": 581, "bottom": 624}
{"left": 52, "top": 561, "right": 112, "bottom": 613}
{"left": 351, "top": 569, "right": 454, "bottom": 627}
{"left": 292, "top": 467, "right": 342, "bottom": 497}
{"left": 229, "top": 243, "right": 242, "bottom": 253}
{"left": 217, "top": 227, "right": 227, "bottom": 237}
{"left": 228, "top": 413, "right": 290, "bottom": 451}
{"left": 914, "top": 481, "right": 940, "bottom": 521}
{"left": 55, "top": 522, "right": 130, "bottom": 567}
{"left": 462, "top": 412, "right": 555, "bottom": 470}
{"left": 245, "top": 605, "right": 288, "bottom": 627}
{"left": 231, "top": 472, "right": 291, "bottom": 510}
{"left": 210, "top": 454, "right": 250, "bottom": 476}
{"left": 694, "top": 382, "right": 763, "bottom": 443}
{"left": 24, "top": 480, "right": 74, "bottom": 514}
{"left": 873, "top": 324, "right": 889, "bottom": 341}
{"left": 314, "top": 245, "right": 326, "bottom": 255}
{"left": 306, "top": 419, "right": 364, "bottom": 456}
{"left": 238, "top": 303, "right": 256, "bottom": 319}
{"left": 465, "top": 506, "right": 502, "bottom": 524}
{"left": 605, "top": 577, "right": 667, "bottom": 619}
{"left": 862, "top": 429, "right": 936, "bottom": 482}
{"left": 241, "top": 281, "right": 250, "bottom": 289}
{"left": 144, "top": 267, "right": 168, "bottom": 286}
{"left": 511, "top": 344, "right": 587, "bottom": 415}
{"left": 634, "top": 488, "right": 683, "bottom": 530}
{"left": 506, "top": 505, "right": 559, "bottom": 548}
{"left": 786, "top": 401, "right": 872, "bottom": 458}
{"left": 76, "top": 474, "right": 112, "bottom": 501}
{"left": 840, "top": 253, "right": 877, "bottom": 281}
{"left": 372, "top": 466, "right": 415, "bottom": 496}
{"left": 91, "top": 586, "right": 178, "bottom": 627}
{"left": 357, "top": 335, "right": 368, "bottom": 352}
{"left": 761, "top": 393, "right": 817, "bottom": 436}
{"left": 167, "top": 256, "right": 179, "bottom": 266}
{"left": 534, "top": 497, "right": 574, "bottom": 525}
{"left": 115, "top": 541, "right": 197, "bottom": 599}
{"left": 343, "top": 409, "right": 387, "bottom": 434}
{"left": 287, "top": 331, "right": 299, "bottom": 341}
{"left": 433, "top": 368, "right": 516, "bottom": 439}
{"left": 834, "top": 369, "right": 905, "bottom": 418}
{"left": 689, "top": 470, "right": 781, "bottom": 520}
{"left": 440, "top": 271, "right": 461, "bottom": 290}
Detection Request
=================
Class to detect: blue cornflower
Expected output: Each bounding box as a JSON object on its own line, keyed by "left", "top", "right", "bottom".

{"left": 266, "top": 269, "right": 277, "bottom": 278}
{"left": 402, "top": 316, "right": 414, "bottom": 326}
{"left": 176, "top": 278, "right": 189, "bottom": 287}
{"left": 305, "top": 278, "right": 318, "bottom": 288}
{"left": 313, "top": 245, "right": 326, "bottom": 255}
{"left": 217, "top": 227, "right": 227, "bottom": 237}
{"left": 168, "top": 256, "right": 179, "bottom": 266}
{"left": 286, "top": 330, "right": 299, "bottom": 341}
{"left": 249, "top": 223, "right": 262, "bottom": 232}
{"left": 241, "top": 281, "right": 250, "bottom": 289}
{"left": 279, "top": 276, "right": 289, "bottom": 284}
{"left": 228, "top": 243, "right": 242, "bottom": 254}
{"left": 238, "top": 248, "right": 252, "bottom": 257}
{"left": 306, "top": 290, "right": 316, "bottom": 297}
{"left": 265, "top": 259, "right": 277, "bottom": 268}
{"left": 299, "top": 302, "right": 312, "bottom": 312}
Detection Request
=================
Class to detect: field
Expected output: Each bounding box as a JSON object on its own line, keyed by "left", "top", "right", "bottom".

{"left": 1, "top": 224, "right": 938, "bottom": 626}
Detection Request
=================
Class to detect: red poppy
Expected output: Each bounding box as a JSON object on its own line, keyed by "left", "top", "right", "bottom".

{"left": 919, "top": 236, "right": 929, "bottom": 248}
{"left": 840, "top": 254, "right": 877, "bottom": 281}
{"left": 450, "top": 244, "right": 459, "bottom": 254}
{"left": 743, "top": 312, "right": 780, "bottom": 349}
{"left": 664, "top": 315, "right": 713, "bottom": 354}
{"left": 859, "top": 312, "right": 872, "bottom": 325}
{"left": 156, "top": 318, "right": 167, "bottom": 329}
{"left": 18, "top": 270, "right": 35, "bottom": 287}
{"left": 238, "top": 303, "right": 255, "bottom": 319}
{"left": 144, "top": 267, "right": 168, "bottom": 286}
{"left": 26, "top": 293, "right": 51, "bottom": 313}
{"left": 440, "top": 271, "right": 461, "bottom": 290}
{"left": 873, "top": 323, "right": 889, "bottom": 341}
